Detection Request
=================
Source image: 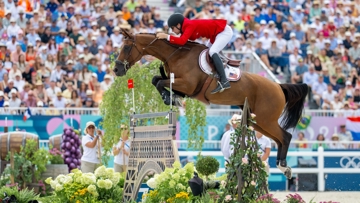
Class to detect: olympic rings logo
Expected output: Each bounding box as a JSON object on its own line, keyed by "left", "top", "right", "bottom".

{"left": 339, "top": 156, "right": 360, "bottom": 168}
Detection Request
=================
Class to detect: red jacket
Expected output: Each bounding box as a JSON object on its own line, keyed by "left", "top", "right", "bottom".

{"left": 169, "top": 18, "right": 227, "bottom": 46}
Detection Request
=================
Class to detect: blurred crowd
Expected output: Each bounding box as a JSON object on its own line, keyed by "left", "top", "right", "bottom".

{"left": 0, "top": 0, "right": 166, "bottom": 112}
{"left": 3, "top": 0, "right": 360, "bottom": 114}
{"left": 173, "top": 0, "right": 360, "bottom": 113}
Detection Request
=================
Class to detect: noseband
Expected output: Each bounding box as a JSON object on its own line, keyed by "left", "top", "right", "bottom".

{"left": 115, "top": 36, "right": 158, "bottom": 71}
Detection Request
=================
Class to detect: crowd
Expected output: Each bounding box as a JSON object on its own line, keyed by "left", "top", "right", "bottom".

{"left": 0, "top": 0, "right": 166, "bottom": 113}
{"left": 173, "top": 0, "right": 360, "bottom": 113}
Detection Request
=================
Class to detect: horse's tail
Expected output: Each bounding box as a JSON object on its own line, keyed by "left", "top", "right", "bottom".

{"left": 279, "top": 83, "right": 309, "bottom": 130}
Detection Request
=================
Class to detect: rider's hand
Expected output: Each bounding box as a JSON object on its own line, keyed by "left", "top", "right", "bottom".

{"left": 156, "top": 33, "right": 168, "bottom": 39}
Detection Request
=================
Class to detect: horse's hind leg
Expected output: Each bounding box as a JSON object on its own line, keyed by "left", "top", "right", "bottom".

{"left": 252, "top": 123, "right": 282, "bottom": 163}
{"left": 261, "top": 123, "right": 293, "bottom": 179}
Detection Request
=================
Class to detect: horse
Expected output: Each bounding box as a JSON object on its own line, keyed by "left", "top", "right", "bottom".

{"left": 113, "top": 28, "right": 308, "bottom": 179}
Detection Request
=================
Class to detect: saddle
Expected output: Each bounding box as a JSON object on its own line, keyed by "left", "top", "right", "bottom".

{"left": 191, "top": 49, "right": 242, "bottom": 105}
{"left": 199, "top": 49, "right": 242, "bottom": 82}
{"left": 205, "top": 50, "right": 242, "bottom": 68}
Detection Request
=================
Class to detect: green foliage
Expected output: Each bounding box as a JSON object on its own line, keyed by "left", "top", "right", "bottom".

{"left": 1, "top": 139, "right": 51, "bottom": 189}
{"left": 195, "top": 156, "right": 219, "bottom": 179}
{"left": 100, "top": 60, "right": 207, "bottom": 164}
{"left": 143, "top": 161, "right": 194, "bottom": 203}
{"left": 183, "top": 98, "right": 207, "bottom": 150}
{"left": 0, "top": 186, "right": 40, "bottom": 203}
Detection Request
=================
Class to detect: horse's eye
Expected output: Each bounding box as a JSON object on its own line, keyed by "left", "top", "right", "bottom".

{"left": 123, "top": 45, "right": 131, "bottom": 53}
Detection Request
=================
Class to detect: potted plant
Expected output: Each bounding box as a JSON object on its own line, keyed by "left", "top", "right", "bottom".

{"left": 1, "top": 139, "right": 51, "bottom": 192}
{"left": 41, "top": 146, "right": 68, "bottom": 181}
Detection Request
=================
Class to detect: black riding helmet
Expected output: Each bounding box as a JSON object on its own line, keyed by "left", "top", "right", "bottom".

{"left": 167, "top": 13, "right": 185, "bottom": 30}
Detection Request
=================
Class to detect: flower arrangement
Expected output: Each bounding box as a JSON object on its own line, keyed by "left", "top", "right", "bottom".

{"left": 49, "top": 146, "right": 64, "bottom": 165}
{"left": 220, "top": 111, "right": 268, "bottom": 202}
{"left": 143, "top": 161, "right": 194, "bottom": 203}
{"left": 44, "top": 166, "right": 124, "bottom": 203}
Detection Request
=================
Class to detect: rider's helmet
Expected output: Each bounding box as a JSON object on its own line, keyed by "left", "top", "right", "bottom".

{"left": 167, "top": 13, "right": 185, "bottom": 29}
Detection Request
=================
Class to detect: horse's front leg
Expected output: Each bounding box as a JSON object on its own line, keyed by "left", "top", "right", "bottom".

{"left": 155, "top": 78, "right": 186, "bottom": 107}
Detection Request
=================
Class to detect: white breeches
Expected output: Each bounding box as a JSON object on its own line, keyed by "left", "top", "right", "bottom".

{"left": 206, "top": 25, "right": 233, "bottom": 57}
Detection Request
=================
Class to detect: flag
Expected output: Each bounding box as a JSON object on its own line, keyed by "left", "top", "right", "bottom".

{"left": 128, "top": 79, "right": 134, "bottom": 89}
{"left": 296, "top": 115, "right": 311, "bottom": 130}
{"left": 345, "top": 117, "right": 360, "bottom": 141}
{"left": 23, "top": 107, "right": 32, "bottom": 122}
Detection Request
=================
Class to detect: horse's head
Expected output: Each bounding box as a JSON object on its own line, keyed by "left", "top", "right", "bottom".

{"left": 114, "top": 29, "right": 144, "bottom": 76}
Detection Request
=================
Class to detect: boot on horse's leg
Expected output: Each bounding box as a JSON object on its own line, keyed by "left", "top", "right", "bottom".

{"left": 210, "top": 53, "right": 231, "bottom": 94}
{"left": 161, "top": 90, "right": 183, "bottom": 107}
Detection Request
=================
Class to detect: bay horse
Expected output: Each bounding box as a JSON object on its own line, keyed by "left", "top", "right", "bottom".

{"left": 113, "top": 28, "right": 308, "bottom": 179}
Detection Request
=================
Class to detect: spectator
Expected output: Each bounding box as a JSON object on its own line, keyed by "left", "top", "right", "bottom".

{"left": 295, "top": 132, "right": 308, "bottom": 148}
{"left": 329, "top": 134, "right": 345, "bottom": 149}
{"left": 53, "top": 91, "right": 66, "bottom": 108}
{"left": 8, "top": 89, "right": 20, "bottom": 107}
{"left": 24, "top": 90, "right": 36, "bottom": 107}
{"left": 291, "top": 58, "right": 308, "bottom": 84}
{"left": 312, "top": 134, "right": 328, "bottom": 150}
{"left": 100, "top": 74, "right": 113, "bottom": 91}
{"left": 322, "top": 84, "right": 338, "bottom": 109}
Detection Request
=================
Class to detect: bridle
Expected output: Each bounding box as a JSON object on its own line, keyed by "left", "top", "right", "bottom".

{"left": 115, "top": 35, "right": 158, "bottom": 72}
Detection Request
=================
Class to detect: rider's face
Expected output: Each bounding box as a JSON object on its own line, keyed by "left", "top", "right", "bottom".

{"left": 171, "top": 23, "right": 181, "bottom": 35}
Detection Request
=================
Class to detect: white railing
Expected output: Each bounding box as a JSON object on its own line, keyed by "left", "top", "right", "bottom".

{"left": 2, "top": 107, "right": 360, "bottom": 117}
{"left": 175, "top": 140, "right": 360, "bottom": 150}
{"left": 178, "top": 147, "right": 360, "bottom": 192}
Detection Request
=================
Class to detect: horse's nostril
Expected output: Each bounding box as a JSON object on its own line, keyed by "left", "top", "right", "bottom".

{"left": 114, "top": 68, "right": 118, "bottom": 72}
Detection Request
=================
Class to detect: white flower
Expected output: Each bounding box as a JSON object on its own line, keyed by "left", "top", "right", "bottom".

{"left": 251, "top": 113, "right": 256, "bottom": 119}
{"left": 94, "top": 166, "right": 107, "bottom": 178}
{"left": 104, "top": 179, "right": 113, "bottom": 190}
{"left": 82, "top": 173, "right": 97, "bottom": 185}
{"left": 263, "top": 161, "right": 268, "bottom": 167}
{"left": 225, "top": 195, "right": 232, "bottom": 202}
{"left": 55, "top": 175, "right": 66, "bottom": 184}
{"left": 63, "top": 176, "right": 73, "bottom": 184}
{"left": 55, "top": 184, "right": 63, "bottom": 191}
{"left": 187, "top": 187, "right": 192, "bottom": 193}
{"left": 251, "top": 181, "right": 256, "bottom": 186}
{"left": 146, "top": 178, "right": 157, "bottom": 189}
{"left": 241, "top": 158, "right": 248, "bottom": 164}
{"left": 49, "top": 180, "right": 59, "bottom": 189}
{"left": 248, "top": 126, "right": 254, "bottom": 131}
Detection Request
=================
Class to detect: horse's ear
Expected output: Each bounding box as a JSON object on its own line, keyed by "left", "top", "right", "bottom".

{"left": 121, "top": 28, "right": 133, "bottom": 39}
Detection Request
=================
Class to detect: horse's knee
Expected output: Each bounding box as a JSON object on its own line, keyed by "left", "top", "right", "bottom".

{"left": 152, "top": 76, "right": 161, "bottom": 86}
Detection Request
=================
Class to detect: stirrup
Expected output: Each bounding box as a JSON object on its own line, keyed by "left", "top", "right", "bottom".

{"left": 211, "top": 81, "right": 230, "bottom": 94}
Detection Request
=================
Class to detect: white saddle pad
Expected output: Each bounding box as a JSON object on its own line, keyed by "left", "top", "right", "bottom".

{"left": 198, "top": 49, "right": 241, "bottom": 82}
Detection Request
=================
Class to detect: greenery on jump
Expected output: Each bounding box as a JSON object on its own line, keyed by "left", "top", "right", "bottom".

{"left": 99, "top": 60, "right": 207, "bottom": 163}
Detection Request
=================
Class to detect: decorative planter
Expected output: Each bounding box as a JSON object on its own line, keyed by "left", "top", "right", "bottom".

{"left": 41, "top": 164, "right": 68, "bottom": 180}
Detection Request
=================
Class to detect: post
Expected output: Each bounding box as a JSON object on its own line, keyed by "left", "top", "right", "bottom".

{"left": 132, "top": 88, "right": 135, "bottom": 114}
{"left": 10, "top": 149, "right": 14, "bottom": 184}
{"left": 4, "top": 117, "right": 8, "bottom": 133}
{"left": 317, "top": 146, "right": 325, "bottom": 191}
{"left": 128, "top": 79, "right": 135, "bottom": 114}
{"left": 70, "top": 117, "right": 73, "bottom": 128}
{"left": 170, "top": 73, "right": 174, "bottom": 111}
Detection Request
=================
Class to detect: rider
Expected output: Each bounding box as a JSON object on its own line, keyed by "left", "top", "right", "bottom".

{"left": 156, "top": 13, "right": 233, "bottom": 94}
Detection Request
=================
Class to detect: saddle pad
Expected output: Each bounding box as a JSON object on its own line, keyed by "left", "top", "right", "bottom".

{"left": 198, "top": 49, "right": 241, "bottom": 82}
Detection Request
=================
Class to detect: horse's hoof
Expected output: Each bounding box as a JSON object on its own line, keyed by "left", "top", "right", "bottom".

{"left": 284, "top": 167, "right": 292, "bottom": 179}
{"left": 279, "top": 159, "right": 287, "bottom": 167}
{"left": 276, "top": 160, "right": 280, "bottom": 166}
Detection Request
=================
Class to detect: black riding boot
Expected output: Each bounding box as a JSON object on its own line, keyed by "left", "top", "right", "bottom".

{"left": 211, "top": 53, "right": 231, "bottom": 94}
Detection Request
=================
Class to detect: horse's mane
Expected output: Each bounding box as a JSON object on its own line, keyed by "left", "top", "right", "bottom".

{"left": 134, "top": 33, "right": 206, "bottom": 49}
